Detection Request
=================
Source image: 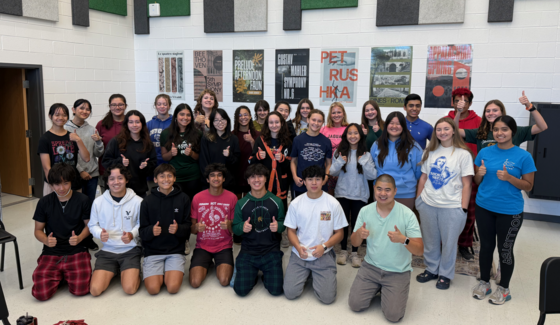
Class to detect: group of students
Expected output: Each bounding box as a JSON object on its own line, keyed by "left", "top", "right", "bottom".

{"left": 31, "top": 87, "right": 546, "bottom": 322}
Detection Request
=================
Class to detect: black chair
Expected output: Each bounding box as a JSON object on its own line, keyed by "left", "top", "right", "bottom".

{"left": 0, "top": 220, "right": 23, "bottom": 290}
{"left": 538, "top": 257, "right": 560, "bottom": 325}
{"left": 0, "top": 282, "right": 9, "bottom": 325}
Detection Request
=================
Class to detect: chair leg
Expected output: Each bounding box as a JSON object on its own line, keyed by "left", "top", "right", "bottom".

{"left": 13, "top": 240, "right": 23, "bottom": 290}
{"left": 0, "top": 243, "right": 5, "bottom": 272}
{"left": 537, "top": 313, "right": 546, "bottom": 325}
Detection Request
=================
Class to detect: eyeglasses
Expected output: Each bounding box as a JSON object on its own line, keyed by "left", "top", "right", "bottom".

{"left": 214, "top": 119, "right": 227, "bottom": 124}
{"left": 238, "top": 114, "right": 250, "bottom": 118}
{"left": 110, "top": 103, "right": 126, "bottom": 108}
{"left": 454, "top": 100, "right": 470, "bottom": 104}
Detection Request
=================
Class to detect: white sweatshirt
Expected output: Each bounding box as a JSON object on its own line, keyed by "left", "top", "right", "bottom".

{"left": 88, "top": 188, "right": 143, "bottom": 254}
{"left": 329, "top": 149, "right": 377, "bottom": 203}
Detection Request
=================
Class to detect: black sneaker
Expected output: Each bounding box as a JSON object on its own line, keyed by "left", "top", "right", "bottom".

{"left": 459, "top": 246, "right": 474, "bottom": 261}
{"left": 416, "top": 270, "right": 438, "bottom": 283}
{"left": 436, "top": 276, "right": 450, "bottom": 290}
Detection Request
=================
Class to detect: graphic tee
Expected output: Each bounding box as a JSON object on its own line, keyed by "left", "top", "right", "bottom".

{"left": 190, "top": 189, "right": 238, "bottom": 253}
{"left": 320, "top": 126, "right": 346, "bottom": 157}
{"left": 290, "top": 132, "right": 332, "bottom": 192}
{"left": 160, "top": 129, "right": 201, "bottom": 182}
{"left": 284, "top": 192, "right": 347, "bottom": 261}
{"left": 37, "top": 131, "right": 81, "bottom": 190}
{"left": 294, "top": 120, "right": 309, "bottom": 136}
{"left": 420, "top": 145, "right": 474, "bottom": 208}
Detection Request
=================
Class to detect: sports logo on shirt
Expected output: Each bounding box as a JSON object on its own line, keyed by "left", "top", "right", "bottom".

{"left": 320, "top": 211, "right": 331, "bottom": 221}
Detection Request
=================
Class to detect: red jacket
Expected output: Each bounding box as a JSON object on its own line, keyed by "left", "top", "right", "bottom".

{"left": 446, "top": 110, "right": 481, "bottom": 157}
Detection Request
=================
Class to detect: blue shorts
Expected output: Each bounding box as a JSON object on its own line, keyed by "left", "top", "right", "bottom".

{"left": 142, "top": 254, "right": 186, "bottom": 279}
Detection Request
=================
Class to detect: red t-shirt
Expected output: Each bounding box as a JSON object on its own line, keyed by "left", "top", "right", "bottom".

{"left": 190, "top": 189, "right": 237, "bottom": 253}
{"left": 96, "top": 120, "right": 124, "bottom": 175}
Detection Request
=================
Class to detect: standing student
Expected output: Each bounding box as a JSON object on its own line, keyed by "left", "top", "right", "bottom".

{"left": 472, "top": 116, "right": 536, "bottom": 305}
{"left": 147, "top": 94, "right": 173, "bottom": 166}
{"left": 321, "top": 102, "right": 349, "bottom": 195}
{"left": 415, "top": 117, "right": 474, "bottom": 289}
{"left": 88, "top": 164, "right": 143, "bottom": 296}
{"left": 102, "top": 110, "right": 157, "bottom": 198}
{"left": 283, "top": 165, "right": 347, "bottom": 304}
{"left": 275, "top": 101, "right": 296, "bottom": 140}
{"left": 361, "top": 100, "right": 384, "bottom": 151}
{"left": 39, "top": 103, "right": 90, "bottom": 196}
{"left": 96, "top": 94, "right": 127, "bottom": 192}
{"left": 139, "top": 164, "right": 192, "bottom": 295}
{"left": 232, "top": 105, "right": 259, "bottom": 196}
{"left": 199, "top": 108, "right": 241, "bottom": 193}
{"left": 189, "top": 163, "right": 237, "bottom": 288}
{"left": 64, "top": 99, "right": 104, "bottom": 203}
{"left": 290, "top": 109, "right": 332, "bottom": 197}
{"left": 329, "top": 124, "right": 377, "bottom": 267}
{"left": 253, "top": 100, "right": 270, "bottom": 132}
{"left": 293, "top": 98, "right": 313, "bottom": 136}
{"left": 403, "top": 94, "right": 433, "bottom": 150}
{"left": 232, "top": 164, "right": 285, "bottom": 297}
{"left": 31, "top": 163, "right": 92, "bottom": 301}
{"left": 193, "top": 89, "right": 219, "bottom": 133}
{"left": 348, "top": 174, "right": 423, "bottom": 322}
{"left": 370, "top": 111, "right": 422, "bottom": 210}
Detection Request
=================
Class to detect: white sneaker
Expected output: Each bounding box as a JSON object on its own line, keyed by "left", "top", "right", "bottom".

{"left": 472, "top": 280, "right": 492, "bottom": 300}
{"left": 337, "top": 250, "right": 349, "bottom": 265}
{"left": 489, "top": 286, "right": 511, "bottom": 305}
{"left": 351, "top": 253, "right": 362, "bottom": 268}
{"left": 184, "top": 240, "right": 191, "bottom": 255}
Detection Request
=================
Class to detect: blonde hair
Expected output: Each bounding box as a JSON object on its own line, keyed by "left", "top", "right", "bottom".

{"left": 326, "top": 102, "right": 349, "bottom": 128}
{"left": 420, "top": 117, "right": 473, "bottom": 164}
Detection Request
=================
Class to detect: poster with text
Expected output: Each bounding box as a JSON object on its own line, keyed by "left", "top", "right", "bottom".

{"left": 369, "top": 46, "right": 413, "bottom": 107}
{"left": 233, "top": 50, "right": 264, "bottom": 102}
{"left": 157, "top": 51, "right": 184, "bottom": 100}
{"left": 320, "top": 49, "right": 358, "bottom": 107}
{"left": 193, "top": 50, "right": 223, "bottom": 102}
{"left": 425, "top": 44, "right": 473, "bottom": 108}
{"left": 275, "top": 49, "right": 309, "bottom": 104}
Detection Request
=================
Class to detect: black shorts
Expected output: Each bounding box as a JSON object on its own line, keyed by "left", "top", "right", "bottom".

{"left": 189, "top": 248, "right": 234, "bottom": 270}
{"left": 94, "top": 246, "right": 142, "bottom": 274}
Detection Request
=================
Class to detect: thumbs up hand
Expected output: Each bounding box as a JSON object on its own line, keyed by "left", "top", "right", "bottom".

{"left": 171, "top": 143, "right": 178, "bottom": 156}
{"left": 270, "top": 216, "right": 278, "bottom": 232}
{"left": 100, "top": 228, "right": 109, "bottom": 242}
{"left": 153, "top": 221, "right": 161, "bottom": 236}
{"left": 140, "top": 158, "right": 150, "bottom": 169}
{"left": 69, "top": 230, "right": 79, "bottom": 246}
{"left": 258, "top": 147, "right": 266, "bottom": 159}
{"left": 184, "top": 144, "right": 192, "bottom": 157}
{"left": 91, "top": 129, "right": 102, "bottom": 142}
{"left": 361, "top": 124, "right": 368, "bottom": 135}
{"left": 519, "top": 90, "right": 532, "bottom": 109}
{"left": 69, "top": 129, "right": 82, "bottom": 142}
{"left": 457, "top": 95, "right": 466, "bottom": 113}
{"left": 121, "top": 231, "right": 133, "bottom": 244}
{"left": 497, "top": 165, "right": 511, "bottom": 181}
{"left": 243, "top": 133, "right": 254, "bottom": 144}
{"left": 477, "top": 160, "right": 487, "bottom": 177}
{"left": 341, "top": 156, "right": 348, "bottom": 164}
{"left": 358, "top": 222, "right": 369, "bottom": 239}
{"left": 169, "top": 220, "right": 178, "bottom": 234}
{"left": 243, "top": 217, "right": 252, "bottom": 233}
{"left": 223, "top": 146, "right": 230, "bottom": 157}
{"left": 220, "top": 218, "right": 229, "bottom": 230}
{"left": 46, "top": 232, "right": 57, "bottom": 247}
{"left": 121, "top": 154, "right": 129, "bottom": 167}
{"left": 388, "top": 225, "right": 405, "bottom": 244}
{"left": 196, "top": 221, "right": 206, "bottom": 233}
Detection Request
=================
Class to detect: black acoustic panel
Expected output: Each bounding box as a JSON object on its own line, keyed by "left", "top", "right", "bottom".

{"left": 134, "top": 0, "right": 150, "bottom": 34}
{"left": 71, "top": 0, "right": 89, "bottom": 27}
{"left": 204, "top": 0, "right": 234, "bottom": 33}
{"left": 0, "top": 0, "right": 23, "bottom": 16}
{"left": 283, "top": 0, "right": 302, "bottom": 30}
{"left": 376, "top": 0, "right": 419, "bottom": 27}
{"left": 488, "top": 0, "right": 514, "bottom": 22}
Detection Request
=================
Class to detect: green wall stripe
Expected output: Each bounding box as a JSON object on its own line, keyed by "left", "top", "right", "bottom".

{"left": 89, "top": 0, "right": 127, "bottom": 16}
{"left": 301, "top": 0, "right": 358, "bottom": 10}
{"left": 147, "top": 0, "right": 190, "bottom": 17}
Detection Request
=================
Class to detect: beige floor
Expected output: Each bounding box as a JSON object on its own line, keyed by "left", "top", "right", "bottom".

{"left": 1, "top": 193, "right": 559, "bottom": 325}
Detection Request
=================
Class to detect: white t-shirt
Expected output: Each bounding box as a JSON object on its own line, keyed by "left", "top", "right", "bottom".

{"left": 284, "top": 191, "right": 348, "bottom": 261}
{"left": 420, "top": 145, "right": 474, "bottom": 208}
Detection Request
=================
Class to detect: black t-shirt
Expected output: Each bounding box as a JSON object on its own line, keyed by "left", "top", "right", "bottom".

{"left": 37, "top": 131, "right": 81, "bottom": 190}
{"left": 32, "top": 192, "right": 91, "bottom": 256}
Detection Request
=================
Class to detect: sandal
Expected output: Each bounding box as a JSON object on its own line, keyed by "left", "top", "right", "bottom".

{"left": 416, "top": 270, "right": 438, "bottom": 283}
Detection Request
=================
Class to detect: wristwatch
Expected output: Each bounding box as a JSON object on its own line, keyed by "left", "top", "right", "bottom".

{"left": 403, "top": 237, "right": 410, "bottom": 246}
{"left": 529, "top": 104, "right": 536, "bottom": 112}
{"left": 322, "top": 243, "right": 328, "bottom": 250}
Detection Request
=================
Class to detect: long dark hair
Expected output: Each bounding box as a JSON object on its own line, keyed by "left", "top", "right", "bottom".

{"left": 163, "top": 104, "right": 201, "bottom": 154}
{"left": 336, "top": 123, "right": 366, "bottom": 174}
{"left": 206, "top": 108, "right": 232, "bottom": 142}
{"left": 232, "top": 105, "right": 257, "bottom": 138}
{"left": 101, "top": 94, "right": 127, "bottom": 129}
{"left": 260, "top": 111, "right": 292, "bottom": 148}
{"left": 376, "top": 111, "right": 415, "bottom": 168}
{"left": 116, "top": 110, "right": 153, "bottom": 153}
{"left": 493, "top": 115, "right": 518, "bottom": 137}
{"left": 294, "top": 98, "right": 314, "bottom": 131}
{"left": 477, "top": 100, "right": 506, "bottom": 140}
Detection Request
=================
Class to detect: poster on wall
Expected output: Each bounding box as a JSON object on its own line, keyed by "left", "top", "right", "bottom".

{"left": 233, "top": 50, "right": 264, "bottom": 102}
{"left": 425, "top": 44, "right": 473, "bottom": 108}
{"left": 157, "top": 51, "right": 184, "bottom": 100}
{"left": 320, "top": 49, "right": 359, "bottom": 107}
{"left": 369, "top": 46, "right": 413, "bottom": 107}
{"left": 275, "top": 49, "right": 309, "bottom": 104}
{"left": 193, "top": 50, "right": 223, "bottom": 102}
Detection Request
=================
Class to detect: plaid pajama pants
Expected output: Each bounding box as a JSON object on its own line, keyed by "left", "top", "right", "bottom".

{"left": 234, "top": 250, "right": 284, "bottom": 297}
{"left": 458, "top": 183, "right": 478, "bottom": 248}
{"left": 32, "top": 252, "right": 92, "bottom": 301}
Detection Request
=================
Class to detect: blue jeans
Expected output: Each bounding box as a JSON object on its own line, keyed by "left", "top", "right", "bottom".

{"left": 82, "top": 176, "right": 99, "bottom": 204}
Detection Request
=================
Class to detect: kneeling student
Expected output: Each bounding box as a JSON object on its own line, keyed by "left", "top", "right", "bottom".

{"left": 232, "top": 164, "right": 286, "bottom": 297}
{"left": 32, "top": 163, "right": 93, "bottom": 301}
{"left": 88, "top": 164, "right": 143, "bottom": 296}
{"left": 348, "top": 174, "right": 423, "bottom": 322}
{"left": 139, "top": 164, "right": 192, "bottom": 295}
{"left": 283, "top": 165, "right": 347, "bottom": 305}
{"left": 189, "top": 163, "right": 237, "bottom": 288}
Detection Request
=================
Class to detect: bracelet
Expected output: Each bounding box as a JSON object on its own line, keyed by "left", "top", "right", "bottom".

{"left": 529, "top": 105, "right": 536, "bottom": 112}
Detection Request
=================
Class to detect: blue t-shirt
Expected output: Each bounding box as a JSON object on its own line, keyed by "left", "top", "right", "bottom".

{"left": 474, "top": 145, "right": 537, "bottom": 215}
{"left": 406, "top": 118, "right": 433, "bottom": 149}
{"left": 290, "top": 132, "right": 332, "bottom": 192}
{"left": 147, "top": 115, "right": 173, "bottom": 166}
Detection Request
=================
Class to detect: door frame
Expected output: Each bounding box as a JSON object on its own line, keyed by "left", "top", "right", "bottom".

{"left": 0, "top": 63, "right": 46, "bottom": 199}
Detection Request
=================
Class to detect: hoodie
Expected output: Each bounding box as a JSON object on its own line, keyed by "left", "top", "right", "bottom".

{"left": 64, "top": 120, "right": 104, "bottom": 176}
{"left": 88, "top": 188, "right": 143, "bottom": 254}
{"left": 329, "top": 149, "right": 377, "bottom": 203}
{"left": 139, "top": 186, "right": 192, "bottom": 256}
{"left": 232, "top": 191, "right": 285, "bottom": 256}
{"left": 446, "top": 110, "right": 482, "bottom": 156}
{"left": 147, "top": 115, "right": 173, "bottom": 165}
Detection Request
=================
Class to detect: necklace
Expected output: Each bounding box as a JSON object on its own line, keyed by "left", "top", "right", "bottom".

{"left": 56, "top": 188, "right": 72, "bottom": 213}
{"left": 59, "top": 200, "right": 69, "bottom": 213}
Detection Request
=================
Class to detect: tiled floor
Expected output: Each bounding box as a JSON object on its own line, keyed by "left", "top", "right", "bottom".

{"left": 1, "top": 193, "right": 559, "bottom": 324}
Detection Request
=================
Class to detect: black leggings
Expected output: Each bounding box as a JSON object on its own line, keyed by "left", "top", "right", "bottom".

{"left": 475, "top": 204, "right": 523, "bottom": 289}
{"left": 338, "top": 198, "right": 366, "bottom": 252}
{"left": 176, "top": 179, "right": 201, "bottom": 202}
